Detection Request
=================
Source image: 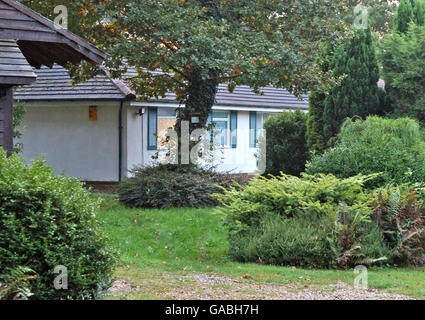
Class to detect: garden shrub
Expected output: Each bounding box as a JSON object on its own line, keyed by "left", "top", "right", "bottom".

{"left": 372, "top": 185, "right": 425, "bottom": 266}
{"left": 216, "top": 173, "right": 386, "bottom": 268}
{"left": 119, "top": 164, "right": 244, "bottom": 209}
{"left": 0, "top": 151, "right": 116, "bottom": 300}
{"left": 306, "top": 116, "right": 425, "bottom": 189}
{"left": 229, "top": 215, "right": 338, "bottom": 269}
{"left": 380, "top": 23, "right": 425, "bottom": 124}
{"left": 261, "top": 109, "right": 309, "bottom": 176}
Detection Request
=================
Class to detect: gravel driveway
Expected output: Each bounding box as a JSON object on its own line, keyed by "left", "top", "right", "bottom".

{"left": 109, "top": 273, "right": 414, "bottom": 300}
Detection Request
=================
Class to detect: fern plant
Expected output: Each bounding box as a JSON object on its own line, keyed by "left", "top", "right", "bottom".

{"left": 0, "top": 267, "right": 36, "bottom": 300}
{"left": 372, "top": 185, "right": 425, "bottom": 265}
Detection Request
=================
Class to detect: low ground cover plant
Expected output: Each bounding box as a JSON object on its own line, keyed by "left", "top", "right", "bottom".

{"left": 119, "top": 164, "right": 245, "bottom": 209}
{"left": 216, "top": 173, "right": 383, "bottom": 268}
{"left": 216, "top": 173, "right": 425, "bottom": 269}
{"left": 0, "top": 151, "right": 115, "bottom": 300}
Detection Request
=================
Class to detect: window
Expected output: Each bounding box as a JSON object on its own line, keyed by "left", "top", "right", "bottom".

{"left": 157, "top": 108, "right": 177, "bottom": 149}
{"left": 148, "top": 107, "right": 177, "bottom": 150}
{"left": 230, "top": 111, "right": 238, "bottom": 148}
{"left": 148, "top": 107, "right": 157, "bottom": 150}
{"left": 249, "top": 111, "right": 257, "bottom": 148}
{"left": 210, "top": 111, "right": 237, "bottom": 148}
{"left": 212, "top": 111, "right": 229, "bottom": 147}
{"left": 250, "top": 112, "right": 277, "bottom": 148}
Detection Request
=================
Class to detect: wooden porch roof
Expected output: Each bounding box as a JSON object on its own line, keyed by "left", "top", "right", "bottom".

{"left": 0, "top": 0, "right": 106, "bottom": 154}
{"left": 0, "top": 39, "right": 36, "bottom": 85}
{"left": 0, "top": 0, "right": 106, "bottom": 69}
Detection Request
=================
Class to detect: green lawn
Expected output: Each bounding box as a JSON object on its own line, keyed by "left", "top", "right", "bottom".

{"left": 98, "top": 196, "right": 425, "bottom": 299}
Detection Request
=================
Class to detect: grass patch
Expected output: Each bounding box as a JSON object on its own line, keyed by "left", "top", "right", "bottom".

{"left": 98, "top": 196, "right": 425, "bottom": 299}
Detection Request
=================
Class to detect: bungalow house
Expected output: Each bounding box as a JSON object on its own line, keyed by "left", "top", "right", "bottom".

{"left": 14, "top": 64, "right": 309, "bottom": 183}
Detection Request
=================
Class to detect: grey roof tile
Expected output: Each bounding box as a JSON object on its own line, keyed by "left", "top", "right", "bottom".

{"left": 0, "top": 39, "right": 36, "bottom": 85}
{"left": 14, "top": 64, "right": 126, "bottom": 100}
{"left": 15, "top": 64, "right": 309, "bottom": 110}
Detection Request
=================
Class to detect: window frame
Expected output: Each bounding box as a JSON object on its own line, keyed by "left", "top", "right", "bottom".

{"left": 212, "top": 111, "right": 231, "bottom": 148}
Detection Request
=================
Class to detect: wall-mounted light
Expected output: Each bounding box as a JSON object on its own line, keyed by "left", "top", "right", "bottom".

{"left": 137, "top": 107, "right": 146, "bottom": 116}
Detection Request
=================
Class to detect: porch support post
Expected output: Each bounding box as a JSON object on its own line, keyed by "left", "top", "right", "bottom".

{"left": 0, "top": 86, "right": 14, "bottom": 156}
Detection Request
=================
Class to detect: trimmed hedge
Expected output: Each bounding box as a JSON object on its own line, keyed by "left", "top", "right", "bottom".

{"left": 262, "top": 109, "right": 309, "bottom": 176}
{"left": 0, "top": 151, "right": 115, "bottom": 300}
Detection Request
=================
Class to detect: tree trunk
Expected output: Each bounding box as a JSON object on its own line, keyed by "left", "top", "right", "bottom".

{"left": 175, "top": 69, "right": 218, "bottom": 165}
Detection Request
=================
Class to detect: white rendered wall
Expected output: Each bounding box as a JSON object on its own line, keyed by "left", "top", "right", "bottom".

{"left": 139, "top": 108, "right": 265, "bottom": 174}
{"left": 122, "top": 104, "right": 143, "bottom": 177}
{"left": 17, "top": 102, "right": 120, "bottom": 182}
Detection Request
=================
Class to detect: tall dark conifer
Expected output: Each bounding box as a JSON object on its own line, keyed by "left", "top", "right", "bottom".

{"left": 394, "top": 0, "right": 425, "bottom": 34}
{"left": 322, "top": 27, "right": 381, "bottom": 141}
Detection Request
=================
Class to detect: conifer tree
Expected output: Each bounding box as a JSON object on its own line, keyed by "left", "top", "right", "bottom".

{"left": 394, "top": 0, "right": 414, "bottom": 33}
{"left": 394, "top": 0, "right": 425, "bottom": 33}
{"left": 306, "top": 91, "right": 327, "bottom": 154}
{"left": 322, "top": 27, "right": 381, "bottom": 141}
{"left": 414, "top": 0, "right": 425, "bottom": 26}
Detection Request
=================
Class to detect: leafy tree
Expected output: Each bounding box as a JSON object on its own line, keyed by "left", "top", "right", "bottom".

{"left": 380, "top": 23, "right": 425, "bottom": 124}
{"left": 18, "top": 0, "right": 114, "bottom": 44}
{"left": 100, "top": 1, "right": 350, "bottom": 138}
{"left": 322, "top": 27, "right": 382, "bottom": 141}
{"left": 22, "top": 1, "right": 350, "bottom": 152}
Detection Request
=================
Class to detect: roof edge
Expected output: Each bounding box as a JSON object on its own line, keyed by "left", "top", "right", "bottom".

{"left": 100, "top": 64, "right": 136, "bottom": 100}
{"left": 3, "top": 0, "right": 106, "bottom": 64}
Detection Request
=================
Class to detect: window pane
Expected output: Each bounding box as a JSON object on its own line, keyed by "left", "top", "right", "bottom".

{"left": 148, "top": 107, "right": 158, "bottom": 150}
{"left": 213, "top": 120, "right": 228, "bottom": 147}
{"left": 250, "top": 111, "right": 257, "bottom": 148}
{"left": 158, "top": 108, "right": 177, "bottom": 118}
{"left": 213, "top": 111, "right": 228, "bottom": 119}
{"left": 157, "top": 117, "right": 176, "bottom": 149}
{"left": 230, "top": 111, "right": 237, "bottom": 148}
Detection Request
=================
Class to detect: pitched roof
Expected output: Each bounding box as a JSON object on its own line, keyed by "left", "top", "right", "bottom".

{"left": 15, "top": 64, "right": 309, "bottom": 110}
{"left": 145, "top": 85, "right": 309, "bottom": 110}
{"left": 0, "top": 39, "right": 36, "bottom": 85}
{"left": 14, "top": 64, "right": 131, "bottom": 100}
{"left": 0, "top": 0, "right": 105, "bottom": 68}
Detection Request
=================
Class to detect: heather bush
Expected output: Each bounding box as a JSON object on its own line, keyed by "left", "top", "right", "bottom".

{"left": 229, "top": 215, "right": 338, "bottom": 268}
{"left": 119, "top": 164, "right": 244, "bottom": 209}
